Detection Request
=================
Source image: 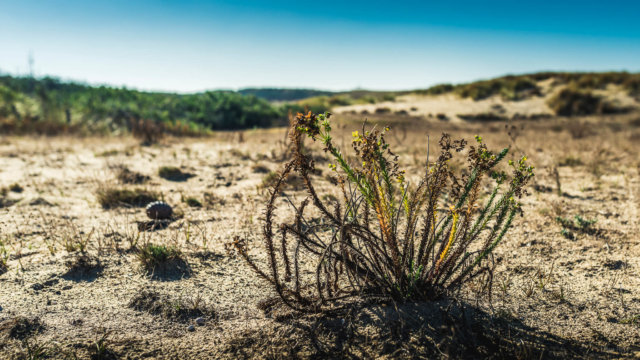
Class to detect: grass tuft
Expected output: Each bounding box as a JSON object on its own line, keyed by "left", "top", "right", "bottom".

{"left": 0, "top": 239, "right": 7, "bottom": 275}
{"left": 158, "top": 166, "right": 194, "bottom": 181}
{"left": 128, "top": 289, "right": 216, "bottom": 323}
{"left": 184, "top": 196, "right": 202, "bottom": 208}
{"left": 136, "top": 244, "right": 190, "bottom": 278}
{"left": 96, "top": 187, "right": 158, "bottom": 209}
{"left": 114, "top": 165, "right": 150, "bottom": 184}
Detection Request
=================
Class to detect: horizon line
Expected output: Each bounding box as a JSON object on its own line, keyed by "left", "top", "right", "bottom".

{"left": 2, "top": 67, "right": 639, "bottom": 95}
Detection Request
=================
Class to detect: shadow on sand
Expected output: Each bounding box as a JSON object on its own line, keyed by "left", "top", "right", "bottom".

{"left": 223, "top": 298, "right": 621, "bottom": 359}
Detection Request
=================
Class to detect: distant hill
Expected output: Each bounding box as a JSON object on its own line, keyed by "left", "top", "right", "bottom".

{"left": 1, "top": 71, "right": 638, "bottom": 135}
{"left": 415, "top": 71, "right": 640, "bottom": 101}
{"left": 0, "top": 75, "right": 285, "bottom": 134}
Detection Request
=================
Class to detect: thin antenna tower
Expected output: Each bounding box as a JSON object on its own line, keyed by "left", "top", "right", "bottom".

{"left": 28, "top": 51, "right": 34, "bottom": 78}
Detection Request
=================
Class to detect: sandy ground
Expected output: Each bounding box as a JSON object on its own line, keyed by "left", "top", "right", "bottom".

{"left": 1, "top": 109, "right": 640, "bottom": 358}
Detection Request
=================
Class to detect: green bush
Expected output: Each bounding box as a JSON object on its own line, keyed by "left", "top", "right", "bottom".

{"left": 547, "top": 88, "right": 618, "bottom": 116}
{"left": 455, "top": 76, "right": 539, "bottom": 101}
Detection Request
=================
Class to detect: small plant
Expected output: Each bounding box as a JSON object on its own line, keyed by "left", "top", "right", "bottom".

{"left": 251, "top": 164, "right": 271, "bottom": 173}
{"left": 62, "top": 227, "right": 94, "bottom": 253}
{"left": 114, "top": 165, "right": 149, "bottom": 184}
{"left": 203, "top": 192, "right": 225, "bottom": 209}
{"left": 183, "top": 196, "right": 202, "bottom": 208}
{"left": 96, "top": 187, "right": 159, "bottom": 209}
{"left": 0, "top": 239, "right": 9, "bottom": 275}
{"left": 560, "top": 228, "right": 575, "bottom": 240}
{"left": 552, "top": 166, "right": 562, "bottom": 196}
{"left": 158, "top": 166, "right": 194, "bottom": 181}
{"left": 235, "top": 112, "right": 533, "bottom": 310}
{"left": 137, "top": 243, "right": 188, "bottom": 277}
{"left": 620, "top": 315, "right": 640, "bottom": 326}
{"left": 128, "top": 289, "right": 216, "bottom": 323}
{"left": 574, "top": 215, "right": 597, "bottom": 229}
{"left": 20, "top": 338, "right": 51, "bottom": 360}
{"left": 90, "top": 330, "right": 116, "bottom": 360}
{"left": 556, "top": 214, "right": 597, "bottom": 238}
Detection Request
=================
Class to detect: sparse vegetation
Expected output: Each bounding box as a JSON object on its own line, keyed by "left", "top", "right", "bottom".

{"left": 414, "top": 72, "right": 640, "bottom": 101}
{"left": 0, "top": 239, "right": 8, "bottom": 275}
{"left": 96, "top": 187, "right": 159, "bottom": 208}
{"left": 251, "top": 164, "right": 270, "bottom": 173}
{"left": 454, "top": 76, "right": 540, "bottom": 101}
{"left": 137, "top": 243, "right": 186, "bottom": 276}
{"left": 113, "top": 165, "right": 150, "bottom": 184}
{"left": 556, "top": 214, "right": 597, "bottom": 239}
{"left": 1, "top": 71, "right": 639, "bottom": 358}
{"left": 158, "top": 166, "right": 194, "bottom": 181}
{"left": 183, "top": 196, "right": 202, "bottom": 208}
{"left": 128, "top": 289, "right": 216, "bottom": 323}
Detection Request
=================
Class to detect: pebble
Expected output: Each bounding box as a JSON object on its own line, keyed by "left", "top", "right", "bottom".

{"left": 31, "top": 283, "right": 44, "bottom": 291}
{"left": 187, "top": 325, "right": 195, "bottom": 332}
{"left": 195, "top": 317, "right": 205, "bottom": 326}
{"left": 146, "top": 201, "right": 173, "bottom": 220}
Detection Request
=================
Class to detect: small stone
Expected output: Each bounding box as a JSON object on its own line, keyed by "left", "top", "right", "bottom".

{"left": 146, "top": 201, "right": 173, "bottom": 220}
{"left": 195, "top": 317, "right": 205, "bottom": 326}
{"left": 187, "top": 325, "right": 195, "bottom": 332}
{"left": 31, "top": 283, "right": 44, "bottom": 291}
{"left": 43, "top": 278, "right": 59, "bottom": 287}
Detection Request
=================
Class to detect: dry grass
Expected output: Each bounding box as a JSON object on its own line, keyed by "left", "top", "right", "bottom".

{"left": 96, "top": 187, "right": 159, "bottom": 208}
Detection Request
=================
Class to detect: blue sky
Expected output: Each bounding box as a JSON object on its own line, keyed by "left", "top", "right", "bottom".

{"left": 1, "top": 0, "right": 639, "bottom": 92}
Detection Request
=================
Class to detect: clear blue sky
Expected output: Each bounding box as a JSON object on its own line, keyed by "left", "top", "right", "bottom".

{"left": 1, "top": 0, "right": 639, "bottom": 92}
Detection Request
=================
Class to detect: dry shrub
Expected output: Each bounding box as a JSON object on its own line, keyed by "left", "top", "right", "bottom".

{"left": 131, "top": 118, "right": 164, "bottom": 145}
{"left": 112, "top": 165, "right": 150, "bottom": 184}
{"left": 547, "top": 88, "right": 621, "bottom": 116}
{"left": 235, "top": 112, "right": 533, "bottom": 310}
